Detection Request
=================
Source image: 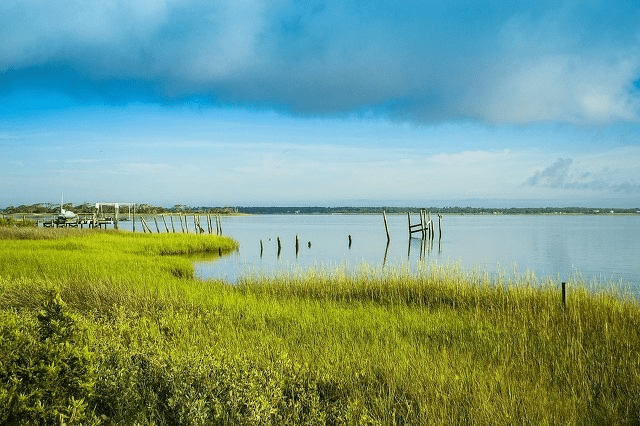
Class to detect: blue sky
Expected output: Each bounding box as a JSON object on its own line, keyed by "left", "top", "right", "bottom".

{"left": 1, "top": 0, "right": 639, "bottom": 208}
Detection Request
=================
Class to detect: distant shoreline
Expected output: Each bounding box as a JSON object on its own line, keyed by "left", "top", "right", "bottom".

{"left": 2, "top": 205, "right": 639, "bottom": 216}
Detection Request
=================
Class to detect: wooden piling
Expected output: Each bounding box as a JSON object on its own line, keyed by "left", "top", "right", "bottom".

{"left": 438, "top": 214, "right": 442, "bottom": 240}
{"left": 296, "top": 234, "right": 299, "bottom": 254}
{"left": 140, "top": 216, "right": 152, "bottom": 233}
{"left": 383, "top": 210, "right": 390, "bottom": 242}
{"left": 348, "top": 234, "right": 352, "bottom": 248}
{"left": 170, "top": 215, "right": 176, "bottom": 233}
{"left": 277, "top": 236, "right": 281, "bottom": 256}
{"left": 161, "top": 214, "right": 169, "bottom": 233}
{"left": 260, "top": 240, "right": 263, "bottom": 257}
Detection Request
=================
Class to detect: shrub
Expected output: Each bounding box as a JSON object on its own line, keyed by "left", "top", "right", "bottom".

{"left": 0, "top": 291, "right": 101, "bottom": 425}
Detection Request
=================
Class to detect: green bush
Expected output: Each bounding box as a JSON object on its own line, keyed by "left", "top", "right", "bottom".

{"left": 0, "top": 291, "right": 100, "bottom": 425}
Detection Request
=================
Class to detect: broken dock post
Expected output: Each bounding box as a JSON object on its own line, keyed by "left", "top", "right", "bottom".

{"left": 383, "top": 210, "right": 390, "bottom": 242}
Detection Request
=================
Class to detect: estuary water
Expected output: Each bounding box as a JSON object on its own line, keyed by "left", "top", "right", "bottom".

{"left": 184, "top": 214, "right": 640, "bottom": 290}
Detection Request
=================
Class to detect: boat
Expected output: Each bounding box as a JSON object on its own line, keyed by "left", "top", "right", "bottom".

{"left": 55, "top": 195, "right": 77, "bottom": 225}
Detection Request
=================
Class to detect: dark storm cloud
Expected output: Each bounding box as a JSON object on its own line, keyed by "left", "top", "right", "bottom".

{"left": 1, "top": 0, "right": 639, "bottom": 123}
{"left": 526, "top": 157, "right": 640, "bottom": 194}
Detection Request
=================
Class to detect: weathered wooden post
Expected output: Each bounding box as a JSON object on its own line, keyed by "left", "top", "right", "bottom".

{"left": 428, "top": 212, "right": 433, "bottom": 240}
{"left": 383, "top": 210, "right": 390, "bottom": 242}
{"left": 161, "top": 214, "right": 169, "bottom": 233}
{"left": 277, "top": 236, "right": 282, "bottom": 257}
{"left": 260, "top": 240, "right": 264, "bottom": 257}
{"left": 153, "top": 216, "right": 160, "bottom": 233}
{"left": 132, "top": 204, "right": 136, "bottom": 233}
{"left": 438, "top": 214, "right": 442, "bottom": 240}
{"left": 348, "top": 234, "right": 352, "bottom": 248}
{"left": 170, "top": 215, "right": 176, "bottom": 233}
{"left": 296, "top": 234, "right": 300, "bottom": 255}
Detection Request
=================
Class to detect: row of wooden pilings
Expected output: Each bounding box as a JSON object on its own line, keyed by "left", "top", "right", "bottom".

{"left": 137, "top": 214, "right": 223, "bottom": 235}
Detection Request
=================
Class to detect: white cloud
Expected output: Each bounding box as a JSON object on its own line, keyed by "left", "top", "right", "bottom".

{"left": 480, "top": 55, "right": 640, "bottom": 124}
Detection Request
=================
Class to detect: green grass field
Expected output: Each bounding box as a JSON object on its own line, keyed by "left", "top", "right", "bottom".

{"left": 1, "top": 226, "right": 639, "bottom": 425}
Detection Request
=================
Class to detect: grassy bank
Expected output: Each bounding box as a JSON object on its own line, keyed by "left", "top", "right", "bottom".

{"left": 1, "top": 227, "right": 639, "bottom": 424}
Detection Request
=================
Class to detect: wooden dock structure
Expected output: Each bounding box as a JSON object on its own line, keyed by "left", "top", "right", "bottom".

{"left": 408, "top": 209, "right": 441, "bottom": 241}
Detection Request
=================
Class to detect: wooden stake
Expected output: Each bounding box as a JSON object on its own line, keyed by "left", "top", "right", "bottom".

{"left": 161, "top": 214, "right": 169, "bottom": 233}
{"left": 383, "top": 210, "right": 390, "bottom": 242}
{"left": 153, "top": 216, "right": 160, "bottom": 233}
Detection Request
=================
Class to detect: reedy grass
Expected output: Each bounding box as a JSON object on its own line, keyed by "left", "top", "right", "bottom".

{"left": 1, "top": 226, "right": 640, "bottom": 424}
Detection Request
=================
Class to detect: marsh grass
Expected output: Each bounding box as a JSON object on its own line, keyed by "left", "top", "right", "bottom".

{"left": 1, "top": 226, "right": 640, "bottom": 424}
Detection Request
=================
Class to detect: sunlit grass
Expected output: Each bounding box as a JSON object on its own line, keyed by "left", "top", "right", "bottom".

{"left": 1, "top": 226, "right": 639, "bottom": 424}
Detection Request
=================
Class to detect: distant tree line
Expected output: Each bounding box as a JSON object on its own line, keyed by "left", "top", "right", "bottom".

{"left": 2, "top": 204, "right": 638, "bottom": 215}
{"left": 234, "top": 206, "right": 640, "bottom": 214}
{"left": 0, "top": 203, "right": 238, "bottom": 215}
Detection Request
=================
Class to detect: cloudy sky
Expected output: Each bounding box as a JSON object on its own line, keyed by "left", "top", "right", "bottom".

{"left": 1, "top": 0, "right": 639, "bottom": 207}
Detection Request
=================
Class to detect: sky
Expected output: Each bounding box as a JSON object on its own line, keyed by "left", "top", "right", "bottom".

{"left": 1, "top": 0, "right": 639, "bottom": 208}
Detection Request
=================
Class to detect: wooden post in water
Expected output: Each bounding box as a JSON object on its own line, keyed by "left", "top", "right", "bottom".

{"left": 218, "top": 215, "right": 222, "bottom": 235}
{"left": 161, "top": 214, "right": 169, "bottom": 233}
{"left": 383, "top": 210, "right": 390, "bottom": 242}
{"left": 296, "top": 234, "right": 300, "bottom": 255}
{"left": 140, "top": 216, "right": 152, "bottom": 233}
{"left": 438, "top": 214, "right": 442, "bottom": 240}
{"left": 348, "top": 234, "right": 352, "bottom": 248}
{"left": 277, "top": 236, "right": 281, "bottom": 257}
{"left": 140, "top": 216, "right": 146, "bottom": 233}
{"left": 260, "top": 240, "right": 263, "bottom": 257}
{"left": 153, "top": 216, "right": 161, "bottom": 233}
{"left": 132, "top": 204, "right": 136, "bottom": 233}
{"left": 170, "top": 215, "right": 175, "bottom": 233}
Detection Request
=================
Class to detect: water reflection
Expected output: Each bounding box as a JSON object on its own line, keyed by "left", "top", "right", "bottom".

{"left": 141, "top": 214, "right": 640, "bottom": 289}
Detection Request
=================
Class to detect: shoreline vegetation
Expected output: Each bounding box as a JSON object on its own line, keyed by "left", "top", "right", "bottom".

{"left": 1, "top": 227, "right": 640, "bottom": 424}
{"left": 2, "top": 203, "right": 640, "bottom": 216}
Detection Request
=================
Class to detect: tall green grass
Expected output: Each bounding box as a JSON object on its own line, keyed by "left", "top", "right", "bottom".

{"left": 1, "top": 227, "right": 639, "bottom": 424}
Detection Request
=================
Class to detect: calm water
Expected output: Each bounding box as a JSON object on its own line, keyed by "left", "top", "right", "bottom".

{"left": 183, "top": 214, "right": 640, "bottom": 289}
